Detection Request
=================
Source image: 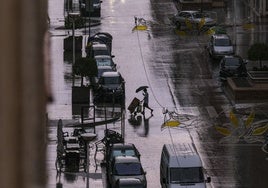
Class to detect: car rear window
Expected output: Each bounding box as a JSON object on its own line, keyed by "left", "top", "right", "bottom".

{"left": 103, "top": 76, "right": 120, "bottom": 84}
{"left": 112, "top": 149, "right": 136, "bottom": 158}
{"left": 225, "top": 58, "right": 241, "bottom": 67}
{"left": 94, "top": 50, "right": 110, "bottom": 56}
{"left": 96, "top": 58, "right": 112, "bottom": 66}
{"left": 114, "top": 163, "right": 143, "bottom": 175}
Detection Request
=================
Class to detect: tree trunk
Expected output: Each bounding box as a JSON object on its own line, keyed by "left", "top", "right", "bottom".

{"left": 259, "top": 59, "right": 263, "bottom": 69}
{"left": 81, "top": 76, "right": 84, "bottom": 86}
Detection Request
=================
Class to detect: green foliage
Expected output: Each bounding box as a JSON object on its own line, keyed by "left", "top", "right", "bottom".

{"left": 247, "top": 43, "right": 268, "bottom": 69}
{"left": 64, "top": 15, "right": 85, "bottom": 29}
{"left": 73, "top": 57, "right": 97, "bottom": 86}
{"left": 73, "top": 57, "right": 97, "bottom": 78}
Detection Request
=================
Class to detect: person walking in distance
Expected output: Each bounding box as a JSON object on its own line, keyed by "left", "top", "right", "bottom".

{"left": 142, "top": 88, "right": 153, "bottom": 115}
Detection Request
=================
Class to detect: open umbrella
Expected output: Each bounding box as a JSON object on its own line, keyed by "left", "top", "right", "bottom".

{"left": 135, "top": 86, "right": 148, "bottom": 93}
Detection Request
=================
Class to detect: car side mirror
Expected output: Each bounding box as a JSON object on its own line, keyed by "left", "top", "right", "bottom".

{"left": 206, "top": 177, "right": 211, "bottom": 183}
{"left": 244, "top": 59, "right": 248, "bottom": 64}
{"left": 111, "top": 55, "right": 115, "bottom": 58}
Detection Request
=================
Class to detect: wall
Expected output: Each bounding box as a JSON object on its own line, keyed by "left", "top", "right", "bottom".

{"left": 0, "top": 0, "right": 48, "bottom": 188}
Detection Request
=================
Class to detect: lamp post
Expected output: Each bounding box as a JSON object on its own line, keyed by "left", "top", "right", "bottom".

{"left": 81, "top": 133, "right": 97, "bottom": 188}
{"left": 233, "top": 0, "right": 237, "bottom": 53}
{"left": 68, "top": 12, "right": 80, "bottom": 86}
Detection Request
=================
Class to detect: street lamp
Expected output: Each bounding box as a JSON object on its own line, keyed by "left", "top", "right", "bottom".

{"left": 68, "top": 12, "right": 80, "bottom": 86}
{"left": 233, "top": 0, "right": 237, "bottom": 53}
{"left": 81, "top": 132, "right": 97, "bottom": 188}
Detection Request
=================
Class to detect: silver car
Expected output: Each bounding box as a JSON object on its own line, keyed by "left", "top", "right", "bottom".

{"left": 172, "top": 10, "right": 216, "bottom": 29}
{"left": 208, "top": 34, "right": 235, "bottom": 59}
{"left": 107, "top": 156, "right": 147, "bottom": 188}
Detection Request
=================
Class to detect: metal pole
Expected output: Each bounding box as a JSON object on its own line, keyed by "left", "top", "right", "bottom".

{"left": 233, "top": 0, "right": 236, "bottom": 53}
{"left": 88, "top": 0, "right": 91, "bottom": 37}
{"left": 86, "top": 140, "right": 89, "bottom": 188}
{"left": 69, "top": 12, "right": 80, "bottom": 86}
{"left": 72, "top": 18, "right": 75, "bottom": 86}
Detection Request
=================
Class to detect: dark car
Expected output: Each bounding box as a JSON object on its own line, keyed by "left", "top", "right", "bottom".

{"left": 80, "top": 0, "right": 102, "bottom": 17}
{"left": 219, "top": 55, "right": 248, "bottom": 81}
{"left": 107, "top": 156, "right": 147, "bottom": 188}
{"left": 86, "top": 32, "right": 113, "bottom": 57}
{"left": 94, "top": 71, "right": 125, "bottom": 103}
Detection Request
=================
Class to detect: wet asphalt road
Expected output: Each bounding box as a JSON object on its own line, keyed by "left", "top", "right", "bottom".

{"left": 47, "top": 0, "right": 268, "bottom": 187}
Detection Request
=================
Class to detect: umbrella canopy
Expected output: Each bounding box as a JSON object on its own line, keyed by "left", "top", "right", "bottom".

{"left": 207, "top": 26, "right": 226, "bottom": 35}
{"left": 135, "top": 86, "right": 148, "bottom": 93}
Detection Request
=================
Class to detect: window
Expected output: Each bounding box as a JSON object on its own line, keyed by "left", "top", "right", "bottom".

{"left": 111, "top": 149, "right": 136, "bottom": 158}
{"left": 103, "top": 76, "right": 120, "bottom": 84}
{"left": 170, "top": 167, "right": 204, "bottom": 183}
{"left": 214, "top": 38, "right": 231, "bottom": 46}
{"left": 225, "top": 58, "right": 241, "bottom": 67}
{"left": 114, "top": 163, "right": 143, "bottom": 175}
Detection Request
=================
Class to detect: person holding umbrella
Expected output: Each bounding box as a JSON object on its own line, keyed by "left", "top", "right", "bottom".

{"left": 142, "top": 88, "right": 153, "bottom": 115}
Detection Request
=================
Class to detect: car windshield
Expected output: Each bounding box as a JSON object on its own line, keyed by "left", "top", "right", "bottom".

{"left": 94, "top": 50, "right": 110, "bottom": 56}
{"left": 215, "top": 38, "right": 231, "bottom": 46}
{"left": 193, "top": 12, "right": 206, "bottom": 18}
{"left": 225, "top": 58, "right": 241, "bottom": 67}
{"left": 96, "top": 59, "right": 112, "bottom": 66}
{"left": 103, "top": 76, "right": 120, "bottom": 84}
{"left": 112, "top": 149, "right": 136, "bottom": 158}
{"left": 119, "top": 184, "right": 143, "bottom": 188}
{"left": 170, "top": 167, "right": 204, "bottom": 183}
{"left": 114, "top": 163, "right": 143, "bottom": 175}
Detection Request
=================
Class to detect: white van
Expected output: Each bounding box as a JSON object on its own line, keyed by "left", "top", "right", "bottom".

{"left": 160, "top": 143, "right": 211, "bottom": 188}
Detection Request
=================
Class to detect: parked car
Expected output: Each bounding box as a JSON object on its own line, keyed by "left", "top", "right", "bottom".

{"left": 92, "top": 65, "right": 114, "bottom": 85}
{"left": 160, "top": 143, "right": 211, "bottom": 188}
{"left": 172, "top": 10, "right": 216, "bottom": 29}
{"left": 207, "top": 34, "right": 234, "bottom": 59}
{"left": 106, "top": 143, "right": 141, "bottom": 164}
{"left": 94, "top": 55, "right": 116, "bottom": 69}
{"left": 219, "top": 55, "right": 248, "bottom": 81}
{"left": 94, "top": 71, "right": 125, "bottom": 103}
{"left": 87, "top": 32, "right": 113, "bottom": 54}
{"left": 107, "top": 156, "right": 147, "bottom": 188}
{"left": 89, "top": 43, "right": 111, "bottom": 57}
{"left": 80, "top": 0, "right": 102, "bottom": 17}
{"left": 115, "top": 178, "right": 144, "bottom": 188}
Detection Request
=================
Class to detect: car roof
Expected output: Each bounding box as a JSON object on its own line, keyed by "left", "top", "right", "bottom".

{"left": 111, "top": 143, "right": 136, "bottom": 149}
{"left": 114, "top": 156, "right": 140, "bottom": 163}
{"left": 163, "top": 143, "right": 203, "bottom": 168}
{"left": 102, "top": 71, "right": 120, "bottom": 77}
{"left": 92, "top": 43, "right": 108, "bottom": 49}
{"left": 223, "top": 55, "right": 242, "bottom": 59}
{"left": 179, "top": 10, "right": 198, "bottom": 14}
{"left": 212, "top": 34, "right": 230, "bottom": 39}
{"left": 94, "top": 55, "right": 112, "bottom": 59}
{"left": 97, "top": 65, "right": 113, "bottom": 70}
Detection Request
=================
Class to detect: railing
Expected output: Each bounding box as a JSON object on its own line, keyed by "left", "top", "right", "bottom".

{"left": 248, "top": 71, "right": 268, "bottom": 82}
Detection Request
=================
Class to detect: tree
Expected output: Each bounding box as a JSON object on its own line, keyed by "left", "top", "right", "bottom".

{"left": 247, "top": 43, "right": 268, "bottom": 70}
{"left": 73, "top": 57, "right": 97, "bottom": 86}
